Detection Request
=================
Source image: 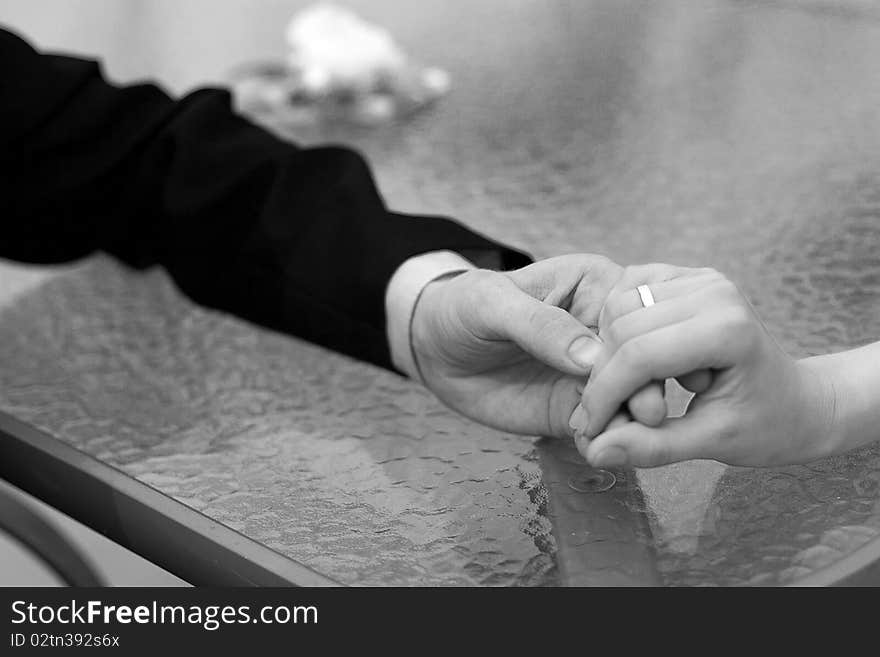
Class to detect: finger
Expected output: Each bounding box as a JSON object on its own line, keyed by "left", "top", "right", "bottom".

{"left": 600, "top": 284, "right": 724, "bottom": 349}
{"left": 568, "top": 402, "right": 589, "bottom": 438}
{"left": 574, "top": 409, "right": 631, "bottom": 459}
{"left": 599, "top": 271, "right": 720, "bottom": 334}
{"left": 608, "top": 264, "right": 698, "bottom": 298}
{"left": 490, "top": 285, "right": 604, "bottom": 376}
{"left": 582, "top": 314, "right": 746, "bottom": 438}
{"left": 598, "top": 285, "right": 719, "bottom": 416}
{"left": 627, "top": 382, "right": 667, "bottom": 426}
{"left": 582, "top": 293, "right": 702, "bottom": 415}
{"left": 505, "top": 254, "right": 624, "bottom": 331}
{"left": 505, "top": 254, "right": 622, "bottom": 304}
{"left": 677, "top": 369, "right": 713, "bottom": 394}
{"left": 480, "top": 374, "right": 586, "bottom": 440}
{"left": 584, "top": 410, "right": 728, "bottom": 468}
{"left": 598, "top": 263, "right": 706, "bottom": 329}
{"left": 551, "top": 377, "right": 590, "bottom": 440}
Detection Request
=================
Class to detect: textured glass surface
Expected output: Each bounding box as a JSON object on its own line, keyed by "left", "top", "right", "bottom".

{"left": 0, "top": 260, "right": 556, "bottom": 586}
{"left": 1, "top": 0, "right": 880, "bottom": 585}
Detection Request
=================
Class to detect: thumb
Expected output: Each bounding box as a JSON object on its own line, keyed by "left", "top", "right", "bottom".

{"left": 487, "top": 285, "right": 603, "bottom": 376}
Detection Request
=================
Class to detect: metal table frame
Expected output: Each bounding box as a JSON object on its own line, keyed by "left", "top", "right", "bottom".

{"left": 3, "top": 410, "right": 880, "bottom": 586}
{"left": 0, "top": 411, "right": 338, "bottom": 586}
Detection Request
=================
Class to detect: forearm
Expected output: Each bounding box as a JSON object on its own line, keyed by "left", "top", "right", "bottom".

{"left": 800, "top": 341, "right": 880, "bottom": 457}
{"left": 2, "top": 26, "right": 530, "bottom": 371}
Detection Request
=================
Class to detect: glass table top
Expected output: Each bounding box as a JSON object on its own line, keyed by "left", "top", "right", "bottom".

{"left": 1, "top": 0, "right": 880, "bottom": 585}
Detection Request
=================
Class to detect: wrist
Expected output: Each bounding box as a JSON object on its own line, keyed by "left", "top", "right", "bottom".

{"left": 385, "top": 250, "right": 476, "bottom": 380}
{"left": 410, "top": 271, "right": 465, "bottom": 386}
{"left": 796, "top": 355, "right": 844, "bottom": 460}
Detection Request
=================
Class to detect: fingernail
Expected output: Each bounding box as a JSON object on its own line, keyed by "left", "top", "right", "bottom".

{"left": 574, "top": 433, "right": 590, "bottom": 458}
{"left": 568, "top": 404, "right": 589, "bottom": 437}
{"left": 593, "top": 446, "right": 628, "bottom": 468}
{"left": 568, "top": 336, "right": 601, "bottom": 370}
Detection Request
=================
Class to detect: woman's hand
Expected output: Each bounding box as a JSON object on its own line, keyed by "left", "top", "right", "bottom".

{"left": 577, "top": 265, "right": 839, "bottom": 468}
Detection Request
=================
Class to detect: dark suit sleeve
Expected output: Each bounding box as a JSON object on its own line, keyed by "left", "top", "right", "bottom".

{"left": 0, "top": 27, "right": 531, "bottom": 370}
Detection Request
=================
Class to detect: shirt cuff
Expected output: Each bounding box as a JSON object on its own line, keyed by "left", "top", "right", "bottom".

{"left": 385, "top": 250, "right": 476, "bottom": 381}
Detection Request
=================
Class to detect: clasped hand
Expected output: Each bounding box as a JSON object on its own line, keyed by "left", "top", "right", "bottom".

{"left": 411, "top": 256, "right": 840, "bottom": 469}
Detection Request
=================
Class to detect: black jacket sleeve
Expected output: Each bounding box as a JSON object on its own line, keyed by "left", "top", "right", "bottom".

{"left": 0, "top": 27, "right": 531, "bottom": 371}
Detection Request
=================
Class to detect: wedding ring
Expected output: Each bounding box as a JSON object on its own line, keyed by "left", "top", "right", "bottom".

{"left": 636, "top": 284, "right": 655, "bottom": 308}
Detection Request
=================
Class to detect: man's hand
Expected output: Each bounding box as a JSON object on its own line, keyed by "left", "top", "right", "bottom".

{"left": 409, "top": 254, "right": 624, "bottom": 439}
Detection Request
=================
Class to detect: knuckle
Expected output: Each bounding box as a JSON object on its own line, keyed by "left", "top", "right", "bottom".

{"left": 720, "top": 305, "right": 753, "bottom": 333}
{"left": 708, "top": 276, "right": 740, "bottom": 300}
{"left": 654, "top": 263, "right": 682, "bottom": 282}
{"left": 580, "top": 253, "right": 612, "bottom": 271}
{"left": 700, "top": 278, "right": 742, "bottom": 312}
{"left": 716, "top": 306, "right": 758, "bottom": 353}
{"left": 695, "top": 267, "right": 729, "bottom": 288}
{"left": 720, "top": 278, "right": 742, "bottom": 299}
{"left": 592, "top": 256, "right": 622, "bottom": 282}
{"left": 621, "top": 264, "right": 643, "bottom": 284}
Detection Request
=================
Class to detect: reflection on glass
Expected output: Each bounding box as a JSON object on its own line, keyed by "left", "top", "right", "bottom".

{"left": 567, "top": 468, "right": 616, "bottom": 493}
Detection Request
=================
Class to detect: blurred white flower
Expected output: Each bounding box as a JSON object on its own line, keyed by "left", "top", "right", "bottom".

{"left": 233, "top": 3, "right": 450, "bottom": 126}
{"left": 285, "top": 4, "right": 406, "bottom": 92}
